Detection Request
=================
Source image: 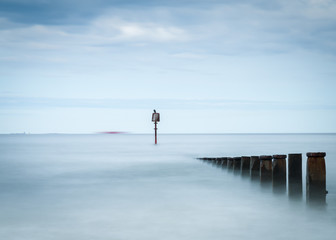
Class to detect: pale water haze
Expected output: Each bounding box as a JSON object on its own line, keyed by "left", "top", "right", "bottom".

{"left": 0, "top": 134, "right": 335, "bottom": 240}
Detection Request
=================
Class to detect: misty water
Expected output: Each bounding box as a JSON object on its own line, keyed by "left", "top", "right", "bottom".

{"left": 0, "top": 134, "right": 335, "bottom": 240}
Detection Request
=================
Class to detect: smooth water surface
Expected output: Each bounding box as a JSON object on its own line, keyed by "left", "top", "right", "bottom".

{"left": 0, "top": 134, "right": 335, "bottom": 240}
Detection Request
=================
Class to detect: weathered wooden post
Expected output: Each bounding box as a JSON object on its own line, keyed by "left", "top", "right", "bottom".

{"left": 233, "top": 157, "right": 241, "bottom": 174}
{"left": 215, "top": 157, "right": 225, "bottom": 167}
{"left": 221, "top": 157, "right": 228, "bottom": 167}
{"left": 288, "top": 153, "right": 302, "bottom": 199}
{"left": 306, "top": 152, "right": 327, "bottom": 204}
{"left": 260, "top": 155, "right": 272, "bottom": 185}
{"left": 204, "top": 158, "right": 214, "bottom": 165}
{"left": 241, "top": 156, "right": 250, "bottom": 177}
{"left": 272, "top": 155, "right": 287, "bottom": 193}
{"left": 227, "top": 157, "right": 233, "bottom": 170}
{"left": 250, "top": 156, "right": 260, "bottom": 181}
{"left": 210, "top": 158, "right": 218, "bottom": 165}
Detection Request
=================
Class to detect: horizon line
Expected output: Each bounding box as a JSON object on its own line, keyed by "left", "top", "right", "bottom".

{"left": 1, "top": 132, "right": 336, "bottom": 135}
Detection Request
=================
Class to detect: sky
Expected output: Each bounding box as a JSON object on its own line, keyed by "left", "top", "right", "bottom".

{"left": 0, "top": 0, "right": 336, "bottom": 133}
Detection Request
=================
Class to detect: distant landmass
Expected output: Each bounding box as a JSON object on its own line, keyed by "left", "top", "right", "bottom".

{"left": 100, "top": 132, "right": 127, "bottom": 134}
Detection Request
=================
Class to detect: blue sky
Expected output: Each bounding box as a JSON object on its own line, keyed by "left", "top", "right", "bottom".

{"left": 1, "top": 0, "right": 336, "bottom": 133}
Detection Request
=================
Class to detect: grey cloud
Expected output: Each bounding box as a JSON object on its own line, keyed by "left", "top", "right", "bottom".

{"left": 0, "top": 0, "right": 288, "bottom": 25}
{"left": 1, "top": 0, "right": 336, "bottom": 59}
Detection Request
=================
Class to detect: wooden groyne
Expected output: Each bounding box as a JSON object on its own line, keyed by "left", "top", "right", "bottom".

{"left": 197, "top": 152, "right": 327, "bottom": 205}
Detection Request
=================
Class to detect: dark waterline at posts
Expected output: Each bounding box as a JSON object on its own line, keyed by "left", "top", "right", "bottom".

{"left": 197, "top": 152, "right": 327, "bottom": 206}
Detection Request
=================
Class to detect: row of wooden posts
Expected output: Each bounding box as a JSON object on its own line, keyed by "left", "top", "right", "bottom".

{"left": 198, "top": 152, "right": 327, "bottom": 204}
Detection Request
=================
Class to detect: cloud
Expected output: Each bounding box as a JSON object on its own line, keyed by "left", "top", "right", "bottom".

{"left": 90, "top": 17, "right": 188, "bottom": 42}
{"left": 1, "top": 0, "right": 336, "bottom": 56}
{"left": 0, "top": 16, "right": 189, "bottom": 56}
{"left": 201, "top": 1, "right": 336, "bottom": 55}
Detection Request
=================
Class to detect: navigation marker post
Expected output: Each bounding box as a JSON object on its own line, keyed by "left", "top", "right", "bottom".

{"left": 152, "top": 110, "right": 160, "bottom": 144}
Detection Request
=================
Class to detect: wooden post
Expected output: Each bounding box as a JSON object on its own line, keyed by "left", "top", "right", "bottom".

{"left": 233, "top": 157, "right": 241, "bottom": 174}
{"left": 203, "top": 158, "right": 215, "bottom": 165}
{"left": 227, "top": 157, "right": 233, "bottom": 170}
{"left": 288, "top": 153, "right": 302, "bottom": 199}
{"left": 154, "top": 122, "right": 157, "bottom": 144}
{"left": 241, "top": 156, "right": 250, "bottom": 177}
{"left": 250, "top": 156, "right": 260, "bottom": 181}
{"left": 260, "top": 155, "right": 272, "bottom": 185}
{"left": 221, "top": 157, "right": 228, "bottom": 167}
{"left": 306, "top": 152, "right": 327, "bottom": 204}
{"left": 210, "top": 158, "right": 217, "bottom": 165}
{"left": 272, "top": 155, "right": 287, "bottom": 193}
{"left": 215, "top": 158, "right": 224, "bottom": 167}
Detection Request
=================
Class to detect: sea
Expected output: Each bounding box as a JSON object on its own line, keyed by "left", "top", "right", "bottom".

{"left": 0, "top": 134, "right": 335, "bottom": 240}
